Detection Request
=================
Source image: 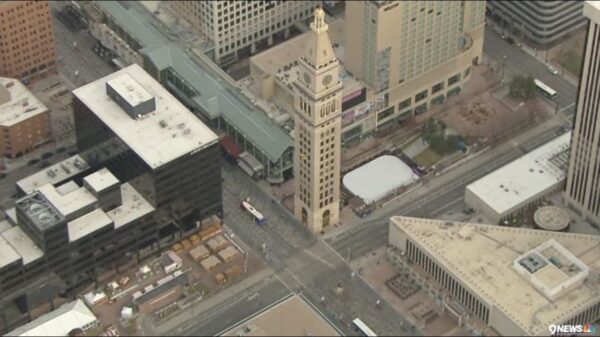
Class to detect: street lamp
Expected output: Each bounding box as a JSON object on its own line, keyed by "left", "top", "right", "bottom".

{"left": 501, "top": 55, "right": 506, "bottom": 83}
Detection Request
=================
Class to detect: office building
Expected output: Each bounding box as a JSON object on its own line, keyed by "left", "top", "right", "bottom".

{"left": 293, "top": 7, "right": 342, "bottom": 233}
{"left": 388, "top": 216, "right": 600, "bottom": 336}
{"left": 487, "top": 1, "right": 587, "bottom": 47}
{"left": 87, "top": 2, "right": 295, "bottom": 183}
{"left": 73, "top": 64, "right": 222, "bottom": 230}
{"left": 466, "top": 132, "right": 570, "bottom": 224}
{"left": 343, "top": 1, "right": 484, "bottom": 140}
{"left": 564, "top": 1, "right": 600, "bottom": 227}
{"left": 169, "top": 0, "right": 318, "bottom": 66}
{"left": 0, "top": 77, "right": 51, "bottom": 158}
{"left": 0, "top": 167, "right": 156, "bottom": 333}
{"left": 0, "top": 1, "right": 57, "bottom": 82}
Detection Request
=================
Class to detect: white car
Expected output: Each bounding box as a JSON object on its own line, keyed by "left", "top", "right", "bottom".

{"left": 547, "top": 66, "right": 558, "bottom": 75}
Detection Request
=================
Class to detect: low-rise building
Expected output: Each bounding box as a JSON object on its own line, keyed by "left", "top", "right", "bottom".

{"left": 0, "top": 77, "right": 51, "bottom": 159}
{"left": 465, "top": 132, "right": 571, "bottom": 224}
{"left": 388, "top": 216, "right": 600, "bottom": 336}
{"left": 6, "top": 299, "right": 98, "bottom": 337}
{"left": 220, "top": 294, "right": 342, "bottom": 336}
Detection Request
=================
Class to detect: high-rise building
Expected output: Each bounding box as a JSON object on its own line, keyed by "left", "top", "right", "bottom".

{"left": 487, "top": 1, "right": 587, "bottom": 48}
{"left": 0, "top": 1, "right": 57, "bottom": 82}
{"left": 73, "top": 64, "right": 223, "bottom": 230}
{"left": 1, "top": 64, "right": 224, "bottom": 333}
{"left": 293, "top": 8, "right": 341, "bottom": 233}
{"left": 345, "top": 1, "right": 484, "bottom": 120}
{"left": 169, "top": 1, "right": 318, "bottom": 66}
{"left": 564, "top": 1, "right": 600, "bottom": 227}
{"left": 0, "top": 78, "right": 51, "bottom": 159}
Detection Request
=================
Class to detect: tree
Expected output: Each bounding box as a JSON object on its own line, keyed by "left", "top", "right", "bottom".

{"left": 509, "top": 75, "right": 536, "bottom": 100}
{"left": 421, "top": 118, "right": 438, "bottom": 142}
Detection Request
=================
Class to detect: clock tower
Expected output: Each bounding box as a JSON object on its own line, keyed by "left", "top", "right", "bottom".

{"left": 293, "top": 7, "right": 342, "bottom": 233}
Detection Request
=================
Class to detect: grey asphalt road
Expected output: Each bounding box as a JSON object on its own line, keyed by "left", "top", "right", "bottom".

{"left": 159, "top": 160, "right": 414, "bottom": 337}
{"left": 50, "top": 2, "right": 115, "bottom": 89}
{"left": 217, "top": 163, "right": 415, "bottom": 336}
{"left": 172, "top": 276, "right": 292, "bottom": 337}
{"left": 483, "top": 26, "right": 578, "bottom": 114}
{"left": 326, "top": 124, "right": 564, "bottom": 260}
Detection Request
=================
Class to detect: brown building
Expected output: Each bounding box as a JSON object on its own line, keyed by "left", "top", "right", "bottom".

{"left": 0, "top": 1, "right": 57, "bottom": 82}
{"left": 0, "top": 77, "right": 51, "bottom": 158}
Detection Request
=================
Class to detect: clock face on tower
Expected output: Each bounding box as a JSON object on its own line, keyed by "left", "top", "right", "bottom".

{"left": 322, "top": 74, "right": 332, "bottom": 86}
{"left": 303, "top": 72, "right": 311, "bottom": 84}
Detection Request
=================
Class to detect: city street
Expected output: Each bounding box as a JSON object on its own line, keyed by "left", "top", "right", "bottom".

{"left": 171, "top": 276, "right": 292, "bottom": 336}
{"left": 483, "top": 26, "right": 578, "bottom": 115}
{"left": 50, "top": 2, "right": 115, "bottom": 89}
{"left": 214, "top": 163, "right": 416, "bottom": 336}
{"left": 326, "top": 119, "right": 567, "bottom": 261}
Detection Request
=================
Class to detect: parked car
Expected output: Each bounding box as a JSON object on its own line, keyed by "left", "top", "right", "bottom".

{"left": 56, "top": 147, "right": 67, "bottom": 153}
{"left": 38, "top": 160, "right": 51, "bottom": 168}
{"left": 41, "top": 152, "right": 54, "bottom": 159}
{"left": 27, "top": 158, "right": 40, "bottom": 166}
{"left": 547, "top": 65, "right": 558, "bottom": 75}
{"left": 0, "top": 173, "right": 6, "bottom": 179}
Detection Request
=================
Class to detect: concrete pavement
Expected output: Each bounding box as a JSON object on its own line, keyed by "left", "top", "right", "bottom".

{"left": 325, "top": 114, "right": 568, "bottom": 259}
{"left": 144, "top": 268, "right": 278, "bottom": 335}
{"left": 483, "top": 26, "right": 578, "bottom": 113}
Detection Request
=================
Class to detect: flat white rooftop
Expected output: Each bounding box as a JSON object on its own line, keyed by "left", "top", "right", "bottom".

{"left": 584, "top": 1, "right": 600, "bottom": 23}
{"left": 343, "top": 155, "right": 418, "bottom": 204}
{"left": 106, "top": 183, "right": 154, "bottom": 229}
{"left": 68, "top": 208, "right": 113, "bottom": 242}
{"left": 73, "top": 64, "right": 218, "bottom": 169}
{"left": 466, "top": 132, "right": 571, "bottom": 216}
{"left": 106, "top": 73, "right": 153, "bottom": 109}
{"left": 83, "top": 168, "right": 120, "bottom": 193}
{"left": 221, "top": 295, "right": 341, "bottom": 336}
{"left": 17, "top": 155, "right": 90, "bottom": 195}
{"left": 37, "top": 183, "right": 97, "bottom": 218}
{"left": 0, "top": 77, "right": 48, "bottom": 127}
{"left": 0, "top": 219, "right": 13, "bottom": 234}
{"left": 7, "top": 299, "right": 97, "bottom": 337}
{"left": 0, "top": 234, "right": 20, "bottom": 269}
{"left": 389, "top": 216, "right": 600, "bottom": 336}
{"left": 1, "top": 226, "right": 44, "bottom": 266}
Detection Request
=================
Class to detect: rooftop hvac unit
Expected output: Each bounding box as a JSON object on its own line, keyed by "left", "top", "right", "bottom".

{"left": 30, "top": 203, "right": 43, "bottom": 213}
{"left": 38, "top": 212, "right": 52, "bottom": 223}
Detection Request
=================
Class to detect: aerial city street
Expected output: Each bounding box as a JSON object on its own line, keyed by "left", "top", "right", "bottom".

{"left": 0, "top": 1, "right": 599, "bottom": 336}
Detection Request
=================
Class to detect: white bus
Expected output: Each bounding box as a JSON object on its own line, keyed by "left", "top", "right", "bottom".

{"left": 534, "top": 79, "right": 557, "bottom": 99}
{"left": 352, "top": 318, "right": 377, "bottom": 337}
{"left": 240, "top": 198, "right": 267, "bottom": 225}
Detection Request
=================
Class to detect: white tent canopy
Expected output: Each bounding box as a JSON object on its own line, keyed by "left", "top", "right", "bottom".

{"left": 343, "top": 155, "right": 417, "bottom": 204}
{"left": 84, "top": 291, "right": 107, "bottom": 306}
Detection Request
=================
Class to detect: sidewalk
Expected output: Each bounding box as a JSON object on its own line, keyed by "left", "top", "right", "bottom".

{"left": 322, "top": 115, "right": 565, "bottom": 240}
{"left": 519, "top": 44, "right": 579, "bottom": 87}
{"left": 486, "top": 23, "right": 580, "bottom": 87}
{"left": 145, "top": 268, "right": 274, "bottom": 335}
